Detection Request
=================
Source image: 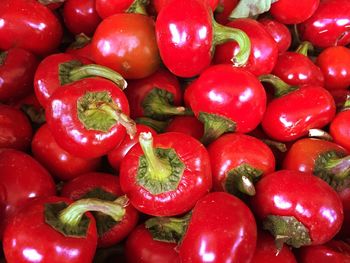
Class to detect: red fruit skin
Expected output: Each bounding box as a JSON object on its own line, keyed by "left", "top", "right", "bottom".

{"left": 120, "top": 132, "right": 212, "bottom": 216}
{"left": 214, "top": 0, "right": 239, "bottom": 25}
{"left": 153, "top": 0, "right": 218, "bottom": 13}
{"left": 184, "top": 65, "right": 266, "bottom": 133}
{"left": 107, "top": 124, "right": 157, "bottom": 171}
{"left": 155, "top": 0, "right": 213, "bottom": 78}
{"left": 95, "top": 0, "right": 134, "bottom": 19}
{"left": 125, "top": 68, "right": 182, "bottom": 119}
{"left": 214, "top": 18, "right": 278, "bottom": 77}
{"left": 0, "top": 149, "right": 56, "bottom": 238}
{"left": 337, "top": 187, "right": 350, "bottom": 238}
{"left": 297, "top": 240, "right": 350, "bottom": 263}
{"left": 66, "top": 41, "right": 95, "bottom": 63}
{"left": 61, "top": 172, "right": 139, "bottom": 248}
{"left": 0, "top": 0, "right": 63, "bottom": 56}
{"left": 330, "top": 110, "right": 350, "bottom": 152}
{"left": 125, "top": 224, "right": 180, "bottom": 263}
{"left": 179, "top": 192, "right": 257, "bottom": 263}
{"left": 63, "top": 0, "right": 101, "bottom": 37}
{"left": 3, "top": 196, "right": 98, "bottom": 263}
{"left": 259, "top": 17, "right": 292, "bottom": 54}
{"left": 298, "top": 0, "right": 350, "bottom": 48}
{"left": 251, "top": 170, "right": 344, "bottom": 245}
{"left": 45, "top": 78, "right": 130, "bottom": 159}
{"left": 207, "top": 133, "right": 275, "bottom": 192}
{"left": 0, "top": 48, "right": 38, "bottom": 103}
{"left": 32, "top": 124, "right": 101, "bottom": 181}
{"left": 273, "top": 52, "right": 324, "bottom": 87}
{"left": 282, "top": 138, "right": 348, "bottom": 174}
{"left": 261, "top": 85, "right": 336, "bottom": 142}
{"left": 251, "top": 231, "right": 297, "bottom": 263}
{"left": 34, "top": 53, "right": 89, "bottom": 108}
{"left": 270, "top": 0, "right": 319, "bottom": 24}
{"left": 0, "top": 105, "right": 33, "bottom": 151}
{"left": 165, "top": 116, "right": 204, "bottom": 140}
{"left": 317, "top": 46, "right": 350, "bottom": 90}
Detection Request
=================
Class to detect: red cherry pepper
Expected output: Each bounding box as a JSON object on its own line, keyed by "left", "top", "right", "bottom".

{"left": 32, "top": 124, "right": 102, "bottom": 181}
{"left": 214, "top": 18, "right": 278, "bottom": 77}
{"left": 165, "top": 116, "right": 204, "bottom": 140}
{"left": 330, "top": 96, "right": 350, "bottom": 152}
{"left": 66, "top": 34, "right": 95, "bottom": 62}
{"left": 45, "top": 77, "right": 135, "bottom": 159}
{"left": 251, "top": 170, "right": 344, "bottom": 248}
{"left": 95, "top": 0, "right": 135, "bottom": 19}
{"left": 260, "top": 75, "right": 336, "bottom": 142}
{"left": 208, "top": 133, "right": 275, "bottom": 196}
{"left": 153, "top": 0, "right": 219, "bottom": 13}
{"left": 61, "top": 172, "right": 139, "bottom": 248}
{"left": 0, "top": 48, "right": 38, "bottom": 103}
{"left": 184, "top": 64, "right": 266, "bottom": 144}
{"left": 298, "top": 0, "right": 350, "bottom": 48}
{"left": 337, "top": 187, "right": 350, "bottom": 238}
{"left": 214, "top": 0, "right": 239, "bottom": 25}
{"left": 120, "top": 132, "right": 212, "bottom": 216}
{"left": 37, "top": 0, "right": 64, "bottom": 10}
{"left": 270, "top": 0, "right": 319, "bottom": 24}
{"left": 155, "top": 0, "right": 251, "bottom": 78}
{"left": 0, "top": 0, "right": 63, "bottom": 56}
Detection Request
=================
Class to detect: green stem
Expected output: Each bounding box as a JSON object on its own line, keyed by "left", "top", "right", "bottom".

{"left": 139, "top": 132, "right": 172, "bottom": 181}
{"left": 308, "top": 129, "right": 333, "bottom": 141}
{"left": 325, "top": 155, "right": 350, "bottom": 180}
{"left": 69, "top": 33, "right": 91, "bottom": 50}
{"left": 69, "top": 64, "right": 127, "bottom": 90}
{"left": 343, "top": 94, "right": 350, "bottom": 110}
{"left": 38, "top": 0, "right": 65, "bottom": 5}
{"left": 262, "top": 139, "right": 287, "bottom": 153}
{"left": 136, "top": 117, "right": 169, "bottom": 133}
{"left": 126, "top": 0, "right": 149, "bottom": 15}
{"left": 213, "top": 18, "right": 251, "bottom": 67}
{"left": 59, "top": 196, "right": 128, "bottom": 227}
{"left": 295, "top": 41, "right": 314, "bottom": 56}
{"left": 259, "top": 74, "right": 298, "bottom": 97}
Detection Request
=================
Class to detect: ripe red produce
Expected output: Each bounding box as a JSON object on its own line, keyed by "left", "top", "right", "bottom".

{"left": 63, "top": 0, "right": 101, "bottom": 37}
{"left": 298, "top": 0, "right": 350, "bottom": 48}
{"left": 330, "top": 97, "right": 350, "bottom": 152}
{"left": 272, "top": 41, "right": 324, "bottom": 87}
{"left": 66, "top": 34, "right": 95, "bottom": 62}
{"left": 153, "top": 0, "right": 219, "bottom": 13}
{"left": 125, "top": 68, "right": 186, "bottom": 120}
{"left": 184, "top": 64, "right": 266, "bottom": 144}
{"left": 125, "top": 224, "right": 180, "bottom": 263}
{"left": 61, "top": 172, "right": 139, "bottom": 247}
{"left": 297, "top": 240, "right": 350, "bottom": 263}
{"left": 0, "top": 105, "right": 33, "bottom": 151}
{"left": 260, "top": 75, "right": 336, "bottom": 142}
{"left": 37, "top": 0, "right": 64, "bottom": 10}
{"left": 207, "top": 133, "right": 275, "bottom": 195}
{"left": 120, "top": 132, "right": 212, "bottom": 216}
{"left": 165, "top": 116, "right": 204, "bottom": 140}
{"left": 251, "top": 231, "right": 297, "bottom": 263}
{"left": 214, "top": 18, "right": 278, "bottom": 77}
{"left": 214, "top": 0, "right": 239, "bottom": 25}
{"left": 3, "top": 196, "right": 98, "bottom": 263}
{"left": 270, "top": 0, "right": 319, "bottom": 24}
{"left": 317, "top": 46, "right": 350, "bottom": 90}
{"left": 45, "top": 77, "right": 135, "bottom": 159}
{"left": 146, "top": 192, "right": 257, "bottom": 263}
{"left": 108, "top": 124, "right": 157, "bottom": 171}
{"left": 91, "top": 13, "right": 160, "bottom": 79}
{"left": 0, "top": 149, "right": 56, "bottom": 238}
{"left": 155, "top": 0, "right": 251, "bottom": 78}
{"left": 0, "top": 48, "right": 38, "bottom": 103}
{"left": 0, "top": 0, "right": 63, "bottom": 56}
{"left": 95, "top": 0, "right": 134, "bottom": 19}
{"left": 259, "top": 17, "right": 292, "bottom": 54}
{"left": 32, "top": 124, "right": 102, "bottom": 181}
{"left": 251, "top": 170, "right": 344, "bottom": 248}
{"left": 337, "top": 187, "right": 350, "bottom": 238}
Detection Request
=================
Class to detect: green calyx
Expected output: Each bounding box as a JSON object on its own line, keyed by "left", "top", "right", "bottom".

{"left": 137, "top": 132, "right": 185, "bottom": 195}
{"left": 77, "top": 91, "right": 136, "bottom": 138}
{"left": 126, "top": 0, "right": 149, "bottom": 15}
{"left": 224, "top": 163, "right": 263, "bottom": 196}
{"left": 199, "top": 112, "right": 236, "bottom": 145}
{"left": 314, "top": 150, "right": 350, "bottom": 191}
{"left": 0, "top": 51, "right": 8, "bottom": 66}
{"left": 145, "top": 212, "right": 192, "bottom": 243}
{"left": 295, "top": 41, "right": 314, "bottom": 56}
{"left": 263, "top": 215, "right": 312, "bottom": 250}
{"left": 46, "top": 197, "right": 127, "bottom": 237}
{"left": 212, "top": 18, "right": 251, "bottom": 67}
{"left": 69, "top": 33, "right": 91, "bottom": 50}
{"left": 59, "top": 60, "right": 84, "bottom": 85}
{"left": 135, "top": 117, "right": 169, "bottom": 133}
{"left": 259, "top": 74, "right": 298, "bottom": 98}
{"left": 142, "top": 88, "right": 192, "bottom": 120}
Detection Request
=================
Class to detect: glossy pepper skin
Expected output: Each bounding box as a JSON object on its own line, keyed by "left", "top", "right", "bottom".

{"left": 3, "top": 196, "right": 98, "bottom": 263}
{"left": 0, "top": 0, "right": 63, "bottom": 56}
{"left": 120, "top": 132, "right": 212, "bottom": 216}
{"left": 45, "top": 77, "right": 131, "bottom": 159}
{"left": 298, "top": 0, "right": 350, "bottom": 48}
{"left": 330, "top": 109, "right": 350, "bottom": 152}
